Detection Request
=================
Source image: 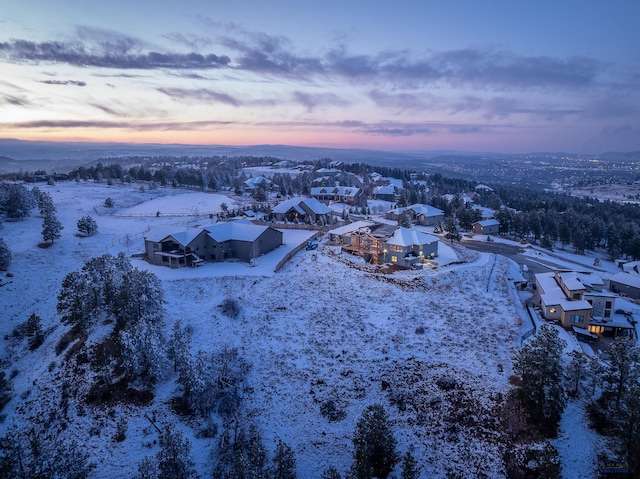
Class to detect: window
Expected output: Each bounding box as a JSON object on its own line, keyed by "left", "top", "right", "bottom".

{"left": 389, "top": 245, "right": 403, "bottom": 252}
{"left": 572, "top": 293, "right": 581, "bottom": 300}
{"left": 549, "top": 307, "right": 557, "bottom": 314}
{"left": 589, "top": 325, "right": 604, "bottom": 334}
{"left": 604, "top": 310, "right": 611, "bottom": 318}
{"left": 391, "top": 255, "right": 397, "bottom": 263}
{"left": 570, "top": 314, "right": 585, "bottom": 324}
{"left": 605, "top": 301, "right": 612, "bottom": 309}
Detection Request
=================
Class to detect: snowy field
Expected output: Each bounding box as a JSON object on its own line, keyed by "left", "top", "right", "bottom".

{"left": 2, "top": 181, "right": 537, "bottom": 477}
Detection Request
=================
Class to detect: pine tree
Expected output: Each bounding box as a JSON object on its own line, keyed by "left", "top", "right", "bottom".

{"left": 600, "top": 338, "right": 640, "bottom": 411}
{"left": 0, "top": 371, "right": 12, "bottom": 413}
{"left": 42, "top": 209, "right": 63, "bottom": 243}
{"left": 321, "top": 466, "right": 342, "bottom": 479}
{"left": 112, "top": 268, "right": 165, "bottom": 331}
{"left": 1, "top": 182, "right": 35, "bottom": 219}
{"left": 565, "top": 350, "right": 586, "bottom": 397}
{"left": 397, "top": 211, "right": 412, "bottom": 228}
{"left": 444, "top": 214, "right": 461, "bottom": 242}
{"left": 36, "top": 191, "right": 54, "bottom": 217}
{"left": 400, "top": 450, "right": 420, "bottom": 479}
{"left": 350, "top": 404, "right": 398, "bottom": 479}
{"left": 25, "top": 313, "right": 45, "bottom": 350}
{"left": 77, "top": 215, "right": 98, "bottom": 236}
{"left": 157, "top": 425, "right": 197, "bottom": 479}
{"left": 513, "top": 324, "right": 567, "bottom": 436}
{"left": 0, "top": 237, "right": 10, "bottom": 270}
{"left": 118, "top": 318, "right": 167, "bottom": 389}
{"left": 270, "top": 439, "right": 297, "bottom": 479}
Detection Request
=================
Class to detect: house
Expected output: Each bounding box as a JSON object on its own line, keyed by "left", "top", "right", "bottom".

{"left": 144, "top": 221, "right": 283, "bottom": 267}
{"left": 372, "top": 185, "right": 396, "bottom": 202}
{"left": 326, "top": 220, "right": 376, "bottom": 244}
{"left": 338, "top": 223, "right": 438, "bottom": 266}
{"left": 535, "top": 270, "right": 638, "bottom": 340}
{"left": 243, "top": 176, "right": 273, "bottom": 191}
{"left": 607, "top": 272, "right": 640, "bottom": 300}
{"left": 472, "top": 219, "right": 500, "bottom": 235}
{"left": 310, "top": 185, "right": 366, "bottom": 207}
{"left": 534, "top": 271, "right": 593, "bottom": 330}
{"left": 385, "top": 204, "right": 444, "bottom": 226}
{"left": 271, "top": 197, "right": 333, "bottom": 224}
{"left": 380, "top": 227, "right": 439, "bottom": 266}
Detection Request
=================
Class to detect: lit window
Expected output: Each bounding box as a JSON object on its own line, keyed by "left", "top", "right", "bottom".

{"left": 549, "top": 307, "right": 557, "bottom": 313}
{"left": 391, "top": 256, "right": 397, "bottom": 263}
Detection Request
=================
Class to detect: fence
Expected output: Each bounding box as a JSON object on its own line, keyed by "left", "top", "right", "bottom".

{"left": 274, "top": 233, "right": 320, "bottom": 273}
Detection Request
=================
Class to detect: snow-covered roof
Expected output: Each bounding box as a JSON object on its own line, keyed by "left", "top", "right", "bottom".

{"left": 244, "top": 176, "right": 272, "bottom": 188}
{"left": 385, "top": 227, "right": 438, "bottom": 247}
{"left": 310, "top": 186, "right": 361, "bottom": 197}
{"left": 272, "top": 197, "right": 332, "bottom": 215}
{"left": 557, "top": 272, "right": 585, "bottom": 291}
{"left": 621, "top": 260, "right": 640, "bottom": 274}
{"left": 168, "top": 229, "right": 205, "bottom": 247}
{"left": 475, "top": 184, "right": 494, "bottom": 192}
{"left": 373, "top": 185, "right": 395, "bottom": 195}
{"left": 203, "top": 221, "right": 277, "bottom": 242}
{"left": 474, "top": 219, "right": 500, "bottom": 227}
{"left": 390, "top": 204, "right": 443, "bottom": 217}
{"left": 609, "top": 271, "right": 640, "bottom": 288}
{"left": 327, "top": 220, "right": 376, "bottom": 236}
{"left": 145, "top": 226, "right": 202, "bottom": 245}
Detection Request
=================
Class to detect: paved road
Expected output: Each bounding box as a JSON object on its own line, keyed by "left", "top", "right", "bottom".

{"left": 458, "top": 238, "right": 559, "bottom": 283}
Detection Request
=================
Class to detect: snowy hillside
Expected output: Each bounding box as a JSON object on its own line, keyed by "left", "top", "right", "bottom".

{"left": 0, "top": 181, "right": 528, "bottom": 478}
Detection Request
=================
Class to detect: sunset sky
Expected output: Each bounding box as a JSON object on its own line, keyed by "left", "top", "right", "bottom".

{"left": 1, "top": 1, "right": 639, "bottom": 153}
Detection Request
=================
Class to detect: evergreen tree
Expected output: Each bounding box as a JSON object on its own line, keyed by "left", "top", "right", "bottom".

{"left": 118, "top": 317, "right": 167, "bottom": 389}
{"left": 400, "top": 450, "right": 420, "bottom": 479}
{"left": 157, "top": 425, "right": 197, "bottom": 479}
{"left": 397, "top": 211, "right": 412, "bottom": 228}
{"left": 563, "top": 350, "right": 586, "bottom": 397}
{"left": 599, "top": 338, "right": 640, "bottom": 411}
{"left": 42, "top": 208, "right": 63, "bottom": 243}
{"left": 77, "top": 215, "right": 99, "bottom": 236}
{"left": 350, "top": 404, "right": 398, "bottom": 479}
{"left": 36, "top": 191, "right": 54, "bottom": 217}
{"left": 25, "top": 312, "right": 45, "bottom": 350}
{"left": 0, "top": 237, "right": 10, "bottom": 270}
{"left": 444, "top": 215, "right": 461, "bottom": 242}
{"left": 0, "top": 182, "right": 35, "bottom": 219}
{"left": 133, "top": 456, "right": 159, "bottom": 479}
{"left": 0, "top": 371, "right": 12, "bottom": 413}
{"left": 513, "top": 324, "right": 567, "bottom": 436}
{"left": 112, "top": 268, "right": 165, "bottom": 331}
{"left": 321, "top": 466, "right": 342, "bottom": 479}
{"left": 57, "top": 271, "right": 92, "bottom": 333}
{"left": 270, "top": 439, "right": 296, "bottom": 479}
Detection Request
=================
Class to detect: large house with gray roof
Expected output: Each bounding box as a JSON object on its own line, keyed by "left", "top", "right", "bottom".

{"left": 271, "top": 197, "right": 332, "bottom": 224}
{"left": 144, "top": 220, "right": 283, "bottom": 267}
{"left": 385, "top": 204, "right": 444, "bottom": 226}
{"left": 310, "top": 185, "right": 366, "bottom": 207}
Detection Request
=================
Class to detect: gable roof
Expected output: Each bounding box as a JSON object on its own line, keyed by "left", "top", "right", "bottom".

{"left": 145, "top": 227, "right": 202, "bottom": 245}
{"left": 385, "top": 227, "right": 439, "bottom": 247}
{"left": 272, "top": 197, "right": 332, "bottom": 215}
{"left": 474, "top": 219, "right": 500, "bottom": 227}
{"left": 390, "top": 204, "right": 444, "bottom": 217}
{"left": 310, "top": 185, "right": 362, "bottom": 198}
{"left": 203, "top": 221, "right": 278, "bottom": 242}
{"left": 244, "top": 176, "right": 272, "bottom": 188}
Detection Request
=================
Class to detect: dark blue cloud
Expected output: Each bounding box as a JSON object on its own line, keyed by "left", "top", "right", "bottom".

{"left": 39, "top": 79, "right": 86, "bottom": 86}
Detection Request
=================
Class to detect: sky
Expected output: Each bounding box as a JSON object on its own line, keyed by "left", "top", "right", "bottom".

{"left": 1, "top": 0, "right": 639, "bottom": 154}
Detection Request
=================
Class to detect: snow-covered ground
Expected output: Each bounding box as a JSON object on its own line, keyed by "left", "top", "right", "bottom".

{"left": 0, "top": 180, "right": 608, "bottom": 477}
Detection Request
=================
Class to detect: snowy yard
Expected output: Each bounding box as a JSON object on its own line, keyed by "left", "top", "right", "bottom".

{"left": 2, "top": 181, "right": 537, "bottom": 477}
